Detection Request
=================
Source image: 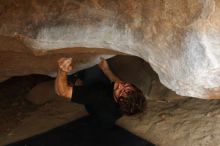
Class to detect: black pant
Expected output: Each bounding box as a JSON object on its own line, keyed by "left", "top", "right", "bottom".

{"left": 8, "top": 115, "right": 155, "bottom": 146}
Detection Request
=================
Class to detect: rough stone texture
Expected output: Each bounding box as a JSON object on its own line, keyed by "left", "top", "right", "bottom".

{"left": 25, "top": 81, "right": 59, "bottom": 105}
{"left": 0, "top": 0, "right": 220, "bottom": 99}
{"left": 2, "top": 78, "right": 220, "bottom": 146}
{"left": 0, "top": 98, "right": 88, "bottom": 146}
{"left": 118, "top": 84, "right": 220, "bottom": 146}
{"left": 108, "top": 55, "right": 157, "bottom": 96}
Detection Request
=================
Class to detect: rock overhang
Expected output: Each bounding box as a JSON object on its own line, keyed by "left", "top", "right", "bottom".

{"left": 0, "top": 0, "right": 220, "bottom": 99}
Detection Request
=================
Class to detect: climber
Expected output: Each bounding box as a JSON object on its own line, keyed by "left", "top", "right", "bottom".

{"left": 55, "top": 57, "right": 146, "bottom": 128}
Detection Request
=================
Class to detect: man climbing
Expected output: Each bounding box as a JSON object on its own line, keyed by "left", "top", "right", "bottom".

{"left": 55, "top": 57, "right": 146, "bottom": 128}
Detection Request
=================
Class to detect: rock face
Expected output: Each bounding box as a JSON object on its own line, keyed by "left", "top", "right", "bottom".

{"left": 25, "top": 81, "right": 59, "bottom": 105}
{"left": 0, "top": 0, "right": 220, "bottom": 99}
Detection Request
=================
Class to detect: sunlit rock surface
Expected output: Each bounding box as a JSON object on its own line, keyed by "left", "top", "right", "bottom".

{"left": 0, "top": 0, "right": 220, "bottom": 99}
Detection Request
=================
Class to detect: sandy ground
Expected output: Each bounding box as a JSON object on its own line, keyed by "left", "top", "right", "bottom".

{"left": 1, "top": 76, "right": 220, "bottom": 146}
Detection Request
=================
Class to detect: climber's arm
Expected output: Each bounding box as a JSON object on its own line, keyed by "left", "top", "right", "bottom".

{"left": 98, "top": 59, "right": 121, "bottom": 82}
{"left": 55, "top": 58, "right": 73, "bottom": 99}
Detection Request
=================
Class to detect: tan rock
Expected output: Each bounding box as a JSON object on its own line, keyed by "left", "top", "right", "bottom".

{"left": 26, "top": 81, "right": 59, "bottom": 105}
{"left": 0, "top": 0, "right": 220, "bottom": 98}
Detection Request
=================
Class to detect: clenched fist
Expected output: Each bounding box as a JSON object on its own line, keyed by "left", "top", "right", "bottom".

{"left": 57, "top": 57, "right": 73, "bottom": 73}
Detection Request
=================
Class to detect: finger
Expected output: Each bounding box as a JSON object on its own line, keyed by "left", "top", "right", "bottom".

{"left": 64, "top": 65, "right": 72, "bottom": 73}
{"left": 60, "top": 60, "right": 69, "bottom": 67}
{"left": 58, "top": 57, "right": 72, "bottom": 66}
{"left": 58, "top": 58, "right": 73, "bottom": 72}
{"left": 60, "top": 64, "right": 68, "bottom": 71}
{"left": 58, "top": 59, "right": 67, "bottom": 67}
{"left": 58, "top": 57, "right": 67, "bottom": 64}
{"left": 62, "top": 60, "right": 72, "bottom": 69}
{"left": 59, "top": 64, "right": 66, "bottom": 71}
{"left": 60, "top": 65, "right": 69, "bottom": 72}
{"left": 67, "top": 66, "right": 72, "bottom": 72}
{"left": 62, "top": 58, "right": 72, "bottom": 66}
{"left": 59, "top": 58, "right": 71, "bottom": 68}
{"left": 62, "top": 61, "right": 72, "bottom": 71}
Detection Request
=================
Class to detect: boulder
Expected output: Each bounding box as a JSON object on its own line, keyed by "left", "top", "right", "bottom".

{"left": 0, "top": 0, "right": 220, "bottom": 99}
{"left": 26, "top": 81, "right": 59, "bottom": 105}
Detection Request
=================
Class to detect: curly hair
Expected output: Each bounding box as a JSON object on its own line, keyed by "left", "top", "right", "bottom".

{"left": 118, "top": 84, "right": 146, "bottom": 115}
